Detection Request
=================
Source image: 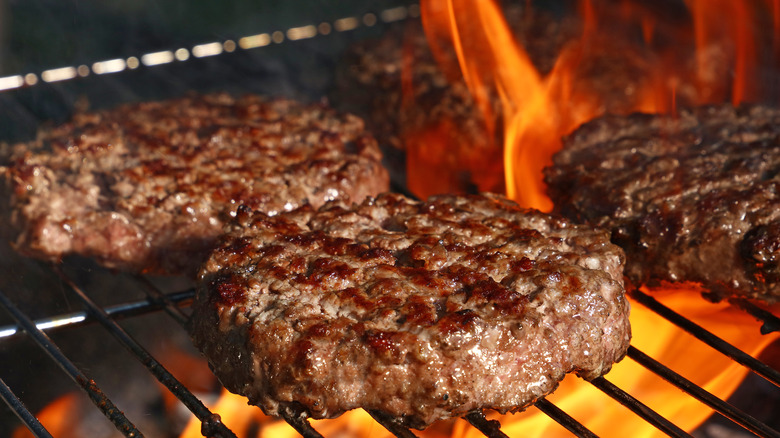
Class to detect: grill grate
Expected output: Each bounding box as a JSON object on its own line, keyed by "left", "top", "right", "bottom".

{"left": 625, "top": 346, "right": 779, "bottom": 437}
{"left": 630, "top": 290, "right": 780, "bottom": 386}
{"left": 0, "top": 285, "right": 143, "bottom": 437}
{"left": 0, "top": 2, "right": 779, "bottom": 437}
{"left": 2, "top": 265, "right": 779, "bottom": 437}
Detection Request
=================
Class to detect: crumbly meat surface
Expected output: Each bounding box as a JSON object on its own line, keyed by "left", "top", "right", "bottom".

{"left": 1, "top": 93, "right": 389, "bottom": 275}
{"left": 190, "top": 192, "right": 631, "bottom": 428}
{"left": 544, "top": 104, "right": 780, "bottom": 301}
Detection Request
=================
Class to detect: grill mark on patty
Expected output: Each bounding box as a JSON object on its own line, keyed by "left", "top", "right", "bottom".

{"left": 190, "top": 192, "right": 631, "bottom": 428}
{"left": 545, "top": 103, "right": 780, "bottom": 301}
{"left": 3, "top": 93, "right": 389, "bottom": 275}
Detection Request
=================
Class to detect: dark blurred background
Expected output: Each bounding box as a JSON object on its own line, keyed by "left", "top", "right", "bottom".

{"left": 0, "top": 0, "right": 413, "bottom": 75}
{"left": 0, "top": 0, "right": 416, "bottom": 142}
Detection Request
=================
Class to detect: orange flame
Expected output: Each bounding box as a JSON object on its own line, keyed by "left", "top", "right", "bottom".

{"left": 12, "top": 393, "right": 83, "bottom": 438}
{"left": 176, "top": 291, "right": 778, "bottom": 437}
{"left": 16, "top": 2, "right": 780, "bottom": 437}
{"left": 688, "top": 0, "right": 760, "bottom": 105}
{"left": 411, "top": 0, "right": 780, "bottom": 436}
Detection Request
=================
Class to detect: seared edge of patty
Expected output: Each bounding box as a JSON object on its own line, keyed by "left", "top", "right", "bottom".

{"left": 545, "top": 104, "right": 780, "bottom": 300}
{"left": 190, "top": 192, "right": 631, "bottom": 428}
{"left": 1, "top": 93, "right": 389, "bottom": 275}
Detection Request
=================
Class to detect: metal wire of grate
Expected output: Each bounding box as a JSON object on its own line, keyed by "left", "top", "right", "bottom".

{"left": 0, "top": 376, "right": 53, "bottom": 438}
{"left": 588, "top": 376, "right": 693, "bottom": 438}
{"left": 2, "top": 269, "right": 779, "bottom": 438}
{"left": 626, "top": 346, "right": 780, "bottom": 438}
{"left": 0, "top": 3, "right": 779, "bottom": 436}
{"left": 0, "top": 289, "right": 143, "bottom": 437}
{"left": 51, "top": 266, "right": 238, "bottom": 438}
{"left": 629, "top": 289, "right": 780, "bottom": 387}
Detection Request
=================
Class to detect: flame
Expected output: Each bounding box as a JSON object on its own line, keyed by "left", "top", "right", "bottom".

{"left": 419, "top": 0, "right": 698, "bottom": 210}
{"left": 180, "top": 3, "right": 779, "bottom": 435}
{"left": 12, "top": 393, "right": 83, "bottom": 438}
{"left": 411, "top": 0, "right": 780, "bottom": 436}
{"left": 16, "top": 2, "right": 780, "bottom": 437}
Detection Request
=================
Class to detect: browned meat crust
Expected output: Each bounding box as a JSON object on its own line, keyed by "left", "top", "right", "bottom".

{"left": 1, "top": 93, "right": 389, "bottom": 275}
{"left": 544, "top": 104, "right": 780, "bottom": 301}
{"left": 190, "top": 192, "right": 631, "bottom": 428}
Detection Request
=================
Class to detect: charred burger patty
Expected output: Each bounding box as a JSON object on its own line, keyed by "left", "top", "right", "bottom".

{"left": 190, "top": 192, "right": 631, "bottom": 428}
{"left": 545, "top": 104, "right": 780, "bottom": 301}
{"left": 1, "top": 93, "right": 389, "bottom": 275}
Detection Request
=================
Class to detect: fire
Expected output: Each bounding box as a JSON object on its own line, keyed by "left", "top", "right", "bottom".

{"left": 412, "top": 0, "right": 780, "bottom": 436}
{"left": 15, "top": 2, "right": 780, "bottom": 437}
{"left": 12, "top": 393, "right": 82, "bottom": 438}
{"left": 183, "top": 1, "right": 780, "bottom": 435}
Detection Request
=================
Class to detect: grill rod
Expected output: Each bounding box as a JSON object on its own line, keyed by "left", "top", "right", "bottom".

{"left": 53, "top": 266, "right": 237, "bottom": 438}
{"left": 533, "top": 399, "right": 599, "bottom": 438}
{"left": 5, "top": 270, "right": 778, "bottom": 437}
{"left": 367, "top": 409, "right": 419, "bottom": 437}
{"left": 0, "top": 376, "right": 53, "bottom": 438}
{"left": 278, "top": 406, "right": 324, "bottom": 438}
{"left": 589, "top": 376, "right": 693, "bottom": 438}
{"left": 137, "top": 276, "right": 335, "bottom": 438}
{"left": 0, "top": 289, "right": 143, "bottom": 437}
{"left": 728, "top": 298, "right": 780, "bottom": 334}
{"left": 629, "top": 289, "right": 780, "bottom": 387}
{"left": 627, "top": 346, "right": 780, "bottom": 438}
{"left": 464, "top": 411, "right": 510, "bottom": 438}
{"left": 0, "top": 290, "right": 193, "bottom": 340}
{"left": 131, "top": 275, "right": 190, "bottom": 325}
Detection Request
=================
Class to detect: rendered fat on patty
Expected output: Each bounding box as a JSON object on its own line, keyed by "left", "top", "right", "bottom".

{"left": 1, "top": 93, "right": 389, "bottom": 275}
{"left": 545, "top": 104, "right": 780, "bottom": 301}
{"left": 190, "top": 192, "right": 631, "bottom": 428}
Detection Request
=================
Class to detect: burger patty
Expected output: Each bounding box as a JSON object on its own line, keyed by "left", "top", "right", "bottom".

{"left": 1, "top": 93, "right": 389, "bottom": 275}
{"left": 544, "top": 104, "right": 780, "bottom": 302}
{"left": 190, "top": 192, "right": 631, "bottom": 428}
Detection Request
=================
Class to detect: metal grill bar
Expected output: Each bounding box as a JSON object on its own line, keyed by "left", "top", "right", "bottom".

{"left": 52, "top": 267, "right": 238, "bottom": 438}
{"left": 728, "top": 298, "right": 780, "bottom": 334}
{"left": 0, "top": 289, "right": 193, "bottom": 340}
{"left": 533, "top": 399, "right": 599, "bottom": 438}
{"left": 463, "top": 411, "right": 509, "bottom": 438}
{"left": 131, "top": 275, "right": 191, "bottom": 325}
{"left": 136, "top": 278, "right": 363, "bottom": 438}
{"left": 629, "top": 289, "right": 780, "bottom": 387}
{"left": 589, "top": 376, "right": 692, "bottom": 438}
{"left": 279, "top": 405, "right": 324, "bottom": 438}
{"left": 627, "top": 346, "right": 780, "bottom": 438}
{"left": 0, "top": 290, "right": 142, "bottom": 437}
{"left": 367, "top": 409, "right": 419, "bottom": 437}
{"left": 0, "top": 377, "right": 53, "bottom": 438}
